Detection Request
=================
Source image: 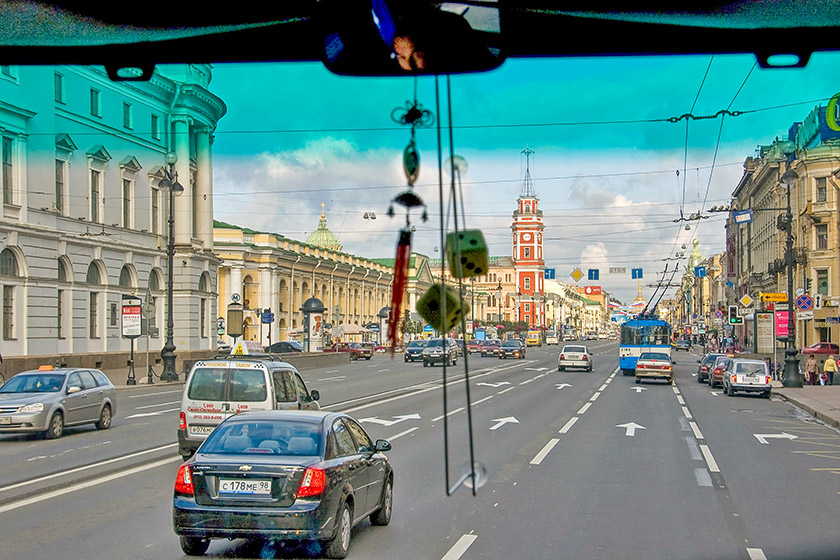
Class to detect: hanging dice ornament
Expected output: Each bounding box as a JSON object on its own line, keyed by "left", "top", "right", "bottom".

{"left": 446, "top": 230, "right": 489, "bottom": 279}
{"left": 417, "top": 283, "right": 471, "bottom": 333}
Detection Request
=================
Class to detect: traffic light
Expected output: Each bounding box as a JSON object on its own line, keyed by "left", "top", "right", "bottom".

{"left": 806, "top": 278, "right": 812, "bottom": 293}
{"left": 728, "top": 305, "right": 742, "bottom": 325}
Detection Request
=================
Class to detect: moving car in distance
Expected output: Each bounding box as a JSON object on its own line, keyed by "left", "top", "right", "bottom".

{"left": 265, "top": 340, "right": 304, "bottom": 354}
{"left": 325, "top": 342, "right": 364, "bottom": 360}
{"left": 499, "top": 339, "right": 526, "bottom": 359}
{"left": 634, "top": 352, "right": 673, "bottom": 384}
{"left": 696, "top": 353, "right": 725, "bottom": 384}
{"left": 801, "top": 342, "right": 839, "bottom": 355}
{"left": 173, "top": 410, "right": 393, "bottom": 558}
{"left": 545, "top": 330, "right": 559, "bottom": 345}
{"left": 557, "top": 345, "right": 592, "bottom": 372}
{"left": 467, "top": 339, "right": 483, "bottom": 354}
{"left": 481, "top": 339, "right": 502, "bottom": 357}
{"left": 526, "top": 330, "right": 542, "bottom": 347}
{"left": 422, "top": 338, "right": 459, "bottom": 367}
{"left": 722, "top": 358, "right": 772, "bottom": 398}
{"left": 404, "top": 339, "right": 427, "bottom": 362}
{"left": 674, "top": 339, "right": 691, "bottom": 352}
{"left": 0, "top": 366, "right": 116, "bottom": 439}
{"left": 708, "top": 355, "right": 733, "bottom": 389}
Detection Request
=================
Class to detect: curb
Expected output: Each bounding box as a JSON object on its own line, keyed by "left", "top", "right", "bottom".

{"left": 775, "top": 392, "right": 840, "bottom": 431}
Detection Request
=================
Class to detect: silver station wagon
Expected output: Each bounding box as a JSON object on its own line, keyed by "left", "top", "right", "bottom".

{"left": 0, "top": 366, "right": 116, "bottom": 439}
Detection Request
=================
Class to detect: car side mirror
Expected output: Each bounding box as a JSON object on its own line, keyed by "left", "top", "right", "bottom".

{"left": 67, "top": 385, "right": 82, "bottom": 394}
{"left": 374, "top": 439, "right": 391, "bottom": 452}
{"left": 310, "top": 390, "right": 320, "bottom": 402}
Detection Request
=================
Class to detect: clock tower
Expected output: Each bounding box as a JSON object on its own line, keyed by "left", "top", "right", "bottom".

{"left": 511, "top": 147, "right": 545, "bottom": 328}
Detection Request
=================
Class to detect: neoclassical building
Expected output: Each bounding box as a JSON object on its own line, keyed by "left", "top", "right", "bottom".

{"left": 0, "top": 64, "right": 225, "bottom": 371}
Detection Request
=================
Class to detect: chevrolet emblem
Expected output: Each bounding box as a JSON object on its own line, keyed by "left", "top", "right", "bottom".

{"left": 239, "top": 465, "right": 253, "bottom": 471}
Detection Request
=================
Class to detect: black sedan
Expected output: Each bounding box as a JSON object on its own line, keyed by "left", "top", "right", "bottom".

{"left": 498, "top": 340, "right": 526, "bottom": 359}
{"left": 173, "top": 410, "right": 393, "bottom": 558}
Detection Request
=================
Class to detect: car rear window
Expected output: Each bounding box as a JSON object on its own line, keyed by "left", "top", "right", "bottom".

{"left": 201, "top": 420, "right": 322, "bottom": 456}
{"left": 564, "top": 346, "right": 586, "bottom": 353}
{"left": 736, "top": 363, "right": 767, "bottom": 375}
{"left": 229, "top": 369, "right": 268, "bottom": 402}
{"left": 641, "top": 353, "right": 669, "bottom": 361}
{"left": 187, "top": 368, "right": 227, "bottom": 401}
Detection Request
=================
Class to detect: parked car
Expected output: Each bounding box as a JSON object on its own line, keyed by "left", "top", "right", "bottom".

{"left": 217, "top": 339, "right": 231, "bottom": 353}
{"left": 674, "top": 339, "right": 691, "bottom": 352}
{"left": 173, "top": 410, "right": 393, "bottom": 558}
{"left": 178, "top": 356, "right": 320, "bottom": 461}
{"left": 422, "top": 338, "right": 459, "bottom": 367}
{"left": 404, "top": 339, "right": 427, "bottom": 362}
{"left": 481, "top": 339, "right": 502, "bottom": 357}
{"left": 499, "top": 339, "right": 526, "bottom": 359}
{"left": 708, "top": 356, "right": 733, "bottom": 389}
{"left": 558, "top": 345, "right": 592, "bottom": 372}
{"left": 325, "top": 342, "right": 365, "bottom": 360}
{"left": 801, "top": 342, "right": 839, "bottom": 355}
{"left": 634, "top": 352, "right": 673, "bottom": 384}
{"left": 266, "top": 340, "right": 304, "bottom": 354}
{"left": 467, "top": 339, "right": 483, "bottom": 354}
{"left": 696, "top": 353, "right": 725, "bottom": 383}
{"left": 0, "top": 366, "right": 116, "bottom": 439}
{"left": 722, "top": 358, "right": 772, "bottom": 398}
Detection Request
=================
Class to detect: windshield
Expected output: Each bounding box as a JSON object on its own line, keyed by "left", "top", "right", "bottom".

{"left": 0, "top": 374, "right": 65, "bottom": 393}
{"left": 201, "top": 420, "right": 322, "bottom": 456}
{"left": 5, "top": 10, "right": 840, "bottom": 559}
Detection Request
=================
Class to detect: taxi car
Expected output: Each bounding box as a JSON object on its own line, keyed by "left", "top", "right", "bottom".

{"left": 0, "top": 366, "right": 116, "bottom": 439}
{"left": 722, "top": 358, "right": 772, "bottom": 398}
{"left": 634, "top": 352, "right": 673, "bottom": 384}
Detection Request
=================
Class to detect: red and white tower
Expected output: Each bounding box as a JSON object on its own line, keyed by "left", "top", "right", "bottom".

{"left": 511, "top": 147, "right": 545, "bottom": 328}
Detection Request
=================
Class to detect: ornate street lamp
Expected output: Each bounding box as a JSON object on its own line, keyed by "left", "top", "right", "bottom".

{"left": 159, "top": 151, "right": 184, "bottom": 382}
{"left": 779, "top": 167, "right": 803, "bottom": 388}
{"left": 496, "top": 281, "right": 502, "bottom": 323}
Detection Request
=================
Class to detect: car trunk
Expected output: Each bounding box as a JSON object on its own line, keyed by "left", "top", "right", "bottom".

{"left": 191, "top": 454, "right": 318, "bottom": 508}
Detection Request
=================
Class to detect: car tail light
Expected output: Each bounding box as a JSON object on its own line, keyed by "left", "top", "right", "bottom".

{"left": 297, "top": 466, "right": 326, "bottom": 497}
{"left": 766, "top": 376, "right": 772, "bottom": 384}
{"left": 175, "top": 464, "right": 194, "bottom": 496}
{"left": 582, "top": 355, "right": 588, "bottom": 361}
{"left": 731, "top": 375, "right": 737, "bottom": 382}
{"left": 637, "top": 364, "right": 646, "bottom": 369}
{"left": 701, "top": 366, "right": 708, "bottom": 372}
{"left": 179, "top": 412, "right": 186, "bottom": 430}
{"left": 559, "top": 354, "right": 565, "bottom": 360}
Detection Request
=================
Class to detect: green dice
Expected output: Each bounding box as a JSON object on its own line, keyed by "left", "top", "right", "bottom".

{"left": 417, "top": 283, "right": 471, "bottom": 333}
{"left": 446, "top": 230, "right": 489, "bottom": 278}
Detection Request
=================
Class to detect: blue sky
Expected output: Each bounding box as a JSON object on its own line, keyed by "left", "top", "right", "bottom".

{"left": 208, "top": 52, "right": 840, "bottom": 303}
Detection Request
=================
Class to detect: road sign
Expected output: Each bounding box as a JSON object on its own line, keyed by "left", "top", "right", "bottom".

{"left": 694, "top": 266, "right": 706, "bottom": 278}
{"left": 609, "top": 267, "right": 626, "bottom": 274}
{"left": 631, "top": 268, "right": 643, "bottom": 279}
{"left": 584, "top": 286, "right": 602, "bottom": 295}
{"left": 588, "top": 269, "right": 600, "bottom": 281}
{"left": 739, "top": 295, "right": 753, "bottom": 308}
{"left": 826, "top": 316, "right": 840, "bottom": 324}
{"left": 544, "top": 268, "right": 556, "bottom": 280}
{"left": 733, "top": 209, "right": 754, "bottom": 224}
{"left": 570, "top": 268, "right": 584, "bottom": 282}
{"left": 795, "top": 294, "right": 813, "bottom": 311}
{"left": 797, "top": 311, "right": 814, "bottom": 320}
{"left": 714, "top": 309, "right": 724, "bottom": 319}
{"left": 763, "top": 292, "right": 787, "bottom": 302}
{"left": 775, "top": 303, "right": 789, "bottom": 311}
{"left": 261, "top": 311, "right": 275, "bottom": 324}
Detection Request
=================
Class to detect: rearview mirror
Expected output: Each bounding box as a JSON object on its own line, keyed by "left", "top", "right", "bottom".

{"left": 67, "top": 385, "right": 82, "bottom": 394}
{"left": 310, "top": 390, "right": 320, "bottom": 402}
{"left": 319, "top": 0, "right": 504, "bottom": 76}
{"left": 374, "top": 439, "right": 391, "bottom": 452}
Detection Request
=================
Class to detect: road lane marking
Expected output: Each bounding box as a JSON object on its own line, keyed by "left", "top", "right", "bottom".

{"left": 746, "top": 548, "right": 767, "bottom": 560}
{"left": 133, "top": 400, "right": 181, "bottom": 410}
{"left": 676, "top": 395, "right": 685, "bottom": 405}
{"left": 125, "top": 408, "right": 179, "bottom": 419}
{"left": 127, "top": 389, "right": 182, "bottom": 399}
{"left": 497, "top": 387, "right": 514, "bottom": 395}
{"left": 599, "top": 384, "right": 608, "bottom": 391}
{"left": 577, "top": 403, "right": 592, "bottom": 415}
{"left": 473, "top": 396, "right": 494, "bottom": 406}
{"left": 694, "top": 468, "right": 713, "bottom": 487}
{"left": 700, "top": 444, "right": 721, "bottom": 472}
{"left": 681, "top": 406, "right": 693, "bottom": 419}
{"left": 432, "top": 407, "right": 465, "bottom": 422}
{"left": 689, "top": 421, "right": 704, "bottom": 440}
{"left": 589, "top": 392, "right": 601, "bottom": 402}
{"left": 0, "top": 456, "right": 181, "bottom": 514}
{"left": 530, "top": 439, "right": 559, "bottom": 465}
{"left": 387, "top": 427, "right": 419, "bottom": 441}
{"left": 559, "top": 417, "right": 579, "bottom": 434}
{"left": 442, "top": 534, "right": 478, "bottom": 560}
{"left": 672, "top": 386, "right": 680, "bottom": 395}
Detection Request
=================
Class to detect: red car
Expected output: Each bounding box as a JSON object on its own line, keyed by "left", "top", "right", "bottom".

{"left": 467, "top": 340, "right": 483, "bottom": 354}
{"left": 325, "top": 342, "right": 366, "bottom": 360}
{"left": 802, "top": 342, "right": 839, "bottom": 355}
{"left": 708, "top": 356, "right": 732, "bottom": 389}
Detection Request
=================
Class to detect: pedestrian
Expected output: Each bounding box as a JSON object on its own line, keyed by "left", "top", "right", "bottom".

{"left": 824, "top": 355, "right": 838, "bottom": 386}
{"left": 819, "top": 360, "right": 827, "bottom": 386}
{"left": 805, "top": 354, "right": 819, "bottom": 385}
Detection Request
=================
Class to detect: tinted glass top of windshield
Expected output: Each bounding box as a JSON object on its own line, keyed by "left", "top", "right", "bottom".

{"left": 0, "top": 374, "right": 65, "bottom": 393}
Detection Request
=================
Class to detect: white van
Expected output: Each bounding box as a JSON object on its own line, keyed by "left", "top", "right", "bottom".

{"left": 177, "top": 356, "right": 320, "bottom": 460}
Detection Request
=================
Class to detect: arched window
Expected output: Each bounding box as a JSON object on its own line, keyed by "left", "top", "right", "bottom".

{"left": 119, "top": 265, "right": 134, "bottom": 289}
{"left": 199, "top": 272, "right": 211, "bottom": 293}
{"left": 86, "top": 262, "right": 102, "bottom": 285}
{"left": 0, "top": 249, "right": 18, "bottom": 277}
{"left": 58, "top": 257, "right": 71, "bottom": 283}
{"left": 149, "top": 269, "right": 162, "bottom": 291}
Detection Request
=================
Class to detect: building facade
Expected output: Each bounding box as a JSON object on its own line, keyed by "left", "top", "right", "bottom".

{"left": 0, "top": 64, "right": 225, "bottom": 371}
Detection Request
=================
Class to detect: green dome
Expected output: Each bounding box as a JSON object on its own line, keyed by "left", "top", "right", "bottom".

{"left": 306, "top": 211, "right": 342, "bottom": 252}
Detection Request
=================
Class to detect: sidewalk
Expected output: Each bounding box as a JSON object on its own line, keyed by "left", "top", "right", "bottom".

{"left": 774, "top": 385, "right": 840, "bottom": 430}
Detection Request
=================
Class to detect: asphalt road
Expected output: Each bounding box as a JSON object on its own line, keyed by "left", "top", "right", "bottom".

{"left": 1, "top": 342, "right": 838, "bottom": 559}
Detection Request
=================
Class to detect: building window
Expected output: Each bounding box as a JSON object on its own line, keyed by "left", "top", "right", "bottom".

{"left": 90, "top": 88, "right": 101, "bottom": 117}
{"left": 122, "top": 178, "right": 132, "bottom": 228}
{"left": 123, "top": 102, "right": 133, "bottom": 129}
{"left": 0, "top": 249, "right": 18, "bottom": 278}
{"left": 816, "top": 224, "right": 828, "bottom": 250}
{"left": 524, "top": 203, "right": 531, "bottom": 213}
{"left": 57, "top": 289, "right": 64, "bottom": 339}
{"left": 89, "top": 292, "right": 99, "bottom": 338}
{"left": 524, "top": 277, "right": 531, "bottom": 290}
{"left": 524, "top": 247, "right": 531, "bottom": 259}
{"left": 1, "top": 66, "right": 14, "bottom": 77}
{"left": 55, "top": 159, "right": 65, "bottom": 213}
{"left": 151, "top": 114, "right": 160, "bottom": 140}
{"left": 2, "top": 137, "right": 13, "bottom": 205}
{"left": 524, "top": 303, "right": 531, "bottom": 312}
{"left": 90, "top": 169, "right": 101, "bottom": 222}
{"left": 200, "top": 298, "right": 207, "bottom": 338}
{"left": 54, "top": 72, "right": 65, "bottom": 103}
{"left": 816, "top": 177, "right": 827, "bottom": 203}
{"left": 2, "top": 285, "right": 13, "bottom": 340}
{"left": 151, "top": 185, "right": 160, "bottom": 234}
{"left": 817, "top": 269, "right": 829, "bottom": 296}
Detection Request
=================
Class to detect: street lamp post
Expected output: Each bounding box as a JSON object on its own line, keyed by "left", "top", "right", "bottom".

{"left": 496, "top": 281, "right": 502, "bottom": 323}
{"left": 780, "top": 167, "right": 803, "bottom": 388}
{"left": 159, "top": 151, "right": 184, "bottom": 382}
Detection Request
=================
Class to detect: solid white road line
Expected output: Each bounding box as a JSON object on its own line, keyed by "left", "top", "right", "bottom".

{"left": 442, "top": 534, "right": 478, "bottom": 560}
{"left": 746, "top": 548, "right": 768, "bottom": 560}
{"left": 700, "top": 444, "right": 721, "bottom": 473}
{"left": 559, "top": 417, "right": 579, "bottom": 434}
{"left": 133, "top": 400, "right": 181, "bottom": 410}
{"left": 0, "top": 456, "right": 182, "bottom": 514}
{"left": 432, "top": 407, "right": 465, "bottom": 422}
{"left": 0, "top": 443, "right": 179, "bottom": 495}
{"left": 387, "top": 427, "right": 419, "bottom": 441}
{"left": 127, "top": 389, "right": 182, "bottom": 399}
{"left": 530, "top": 439, "right": 560, "bottom": 465}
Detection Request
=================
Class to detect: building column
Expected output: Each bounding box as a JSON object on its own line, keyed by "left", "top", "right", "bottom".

{"left": 172, "top": 116, "right": 192, "bottom": 245}
{"left": 195, "top": 126, "right": 213, "bottom": 251}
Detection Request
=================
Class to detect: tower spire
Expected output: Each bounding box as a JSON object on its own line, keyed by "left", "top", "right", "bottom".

{"left": 520, "top": 146, "right": 536, "bottom": 198}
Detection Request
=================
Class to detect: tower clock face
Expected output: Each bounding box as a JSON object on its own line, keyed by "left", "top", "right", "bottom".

{"left": 522, "top": 233, "right": 532, "bottom": 242}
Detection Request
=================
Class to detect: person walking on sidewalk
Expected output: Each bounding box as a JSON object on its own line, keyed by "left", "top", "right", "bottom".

{"left": 824, "top": 355, "right": 838, "bottom": 386}
{"left": 805, "top": 354, "right": 819, "bottom": 385}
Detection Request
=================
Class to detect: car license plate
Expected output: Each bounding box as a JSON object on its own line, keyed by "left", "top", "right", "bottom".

{"left": 219, "top": 479, "right": 271, "bottom": 495}
{"left": 0, "top": 417, "right": 10, "bottom": 425}
{"left": 189, "top": 425, "right": 215, "bottom": 436}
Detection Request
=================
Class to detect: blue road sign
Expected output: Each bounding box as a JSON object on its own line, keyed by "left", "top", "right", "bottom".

{"left": 631, "top": 268, "right": 643, "bottom": 279}
{"left": 588, "top": 269, "right": 599, "bottom": 281}
{"left": 694, "top": 266, "right": 706, "bottom": 278}
{"left": 544, "top": 268, "right": 556, "bottom": 280}
{"left": 795, "top": 294, "right": 813, "bottom": 311}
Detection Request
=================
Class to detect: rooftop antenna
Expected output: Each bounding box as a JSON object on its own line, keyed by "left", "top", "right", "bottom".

{"left": 520, "top": 146, "right": 536, "bottom": 198}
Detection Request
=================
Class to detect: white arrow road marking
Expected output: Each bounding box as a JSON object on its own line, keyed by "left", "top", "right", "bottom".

{"left": 476, "top": 382, "right": 511, "bottom": 388}
{"left": 125, "top": 408, "right": 179, "bottom": 419}
{"left": 490, "top": 417, "right": 519, "bottom": 430}
{"left": 616, "top": 422, "right": 646, "bottom": 436}
{"left": 524, "top": 367, "right": 548, "bottom": 371}
{"left": 754, "top": 432, "right": 798, "bottom": 444}
{"left": 359, "top": 413, "right": 421, "bottom": 427}
{"left": 710, "top": 391, "right": 722, "bottom": 396}
{"left": 555, "top": 383, "right": 573, "bottom": 390}
{"left": 630, "top": 387, "right": 648, "bottom": 393}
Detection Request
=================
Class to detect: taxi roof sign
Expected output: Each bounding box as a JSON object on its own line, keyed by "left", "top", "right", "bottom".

{"left": 231, "top": 340, "right": 263, "bottom": 356}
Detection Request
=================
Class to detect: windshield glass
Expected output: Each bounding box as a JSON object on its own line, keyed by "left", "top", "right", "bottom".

{"left": 0, "top": 374, "right": 65, "bottom": 393}
{"left": 201, "top": 420, "right": 322, "bottom": 456}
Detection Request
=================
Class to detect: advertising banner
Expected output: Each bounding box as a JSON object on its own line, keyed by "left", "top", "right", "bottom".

{"left": 755, "top": 312, "right": 774, "bottom": 354}
{"left": 775, "top": 311, "right": 789, "bottom": 337}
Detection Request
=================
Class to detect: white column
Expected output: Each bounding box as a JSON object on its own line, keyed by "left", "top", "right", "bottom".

{"left": 172, "top": 117, "right": 192, "bottom": 244}
{"left": 195, "top": 127, "right": 213, "bottom": 250}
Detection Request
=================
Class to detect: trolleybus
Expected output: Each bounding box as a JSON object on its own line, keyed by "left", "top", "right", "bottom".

{"left": 619, "top": 316, "right": 672, "bottom": 375}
